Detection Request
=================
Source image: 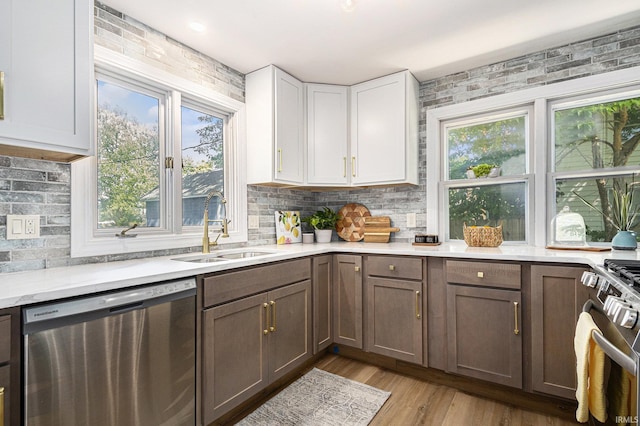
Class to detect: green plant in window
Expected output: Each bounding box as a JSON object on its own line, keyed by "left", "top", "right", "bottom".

{"left": 471, "top": 163, "right": 497, "bottom": 178}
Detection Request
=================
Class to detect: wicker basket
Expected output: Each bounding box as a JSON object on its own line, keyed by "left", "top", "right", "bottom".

{"left": 463, "top": 223, "right": 503, "bottom": 247}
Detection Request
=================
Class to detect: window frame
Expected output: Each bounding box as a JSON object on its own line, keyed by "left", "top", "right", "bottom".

{"left": 71, "top": 46, "right": 247, "bottom": 257}
{"left": 441, "top": 107, "right": 533, "bottom": 243}
{"left": 426, "top": 66, "right": 640, "bottom": 247}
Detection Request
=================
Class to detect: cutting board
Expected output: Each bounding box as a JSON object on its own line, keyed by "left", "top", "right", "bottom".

{"left": 336, "top": 203, "right": 371, "bottom": 241}
{"left": 363, "top": 216, "right": 400, "bottom": 243}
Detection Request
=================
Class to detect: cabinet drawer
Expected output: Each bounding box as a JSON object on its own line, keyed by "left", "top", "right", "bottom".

{"left": 203, "top": 258, "right": 311, "bottom": 307}
{"left": 366, "top": 256, "right": 423, "bottom": 280}
{"left": 0, "top": 315, "right": 10, "bottom": 364}
{"left": 446, "top": 260, "right": 521, "bottom": 290}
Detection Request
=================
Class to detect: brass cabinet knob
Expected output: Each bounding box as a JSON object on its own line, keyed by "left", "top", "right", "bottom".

{"left": 389, "top": 265, "right": 396, "bottom": 271}
{"left": 354, "top": 266, "right": 360, "bottom": 272}
{"left": 477, "top": 271, "right": 484, "bottom": 278}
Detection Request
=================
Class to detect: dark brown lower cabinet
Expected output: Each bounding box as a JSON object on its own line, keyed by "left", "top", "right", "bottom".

{"left": 333, "top": 254, "right": 363, "bottom": 348}
{"left": 446, "top": 284, "right": 522, "bottom": 388}
{"left": 0, "top": 308, "right": 20, "bottom": 426}
{"left": 313, "top": 255, "right": 332, "bottom": 353}
{"left": 366, "top": 277, "right": 423, "bottom": 363}
{"left": 202, "top": 280, "right": 311, "bottom": 424}
{"left": 530, "top": 265, "right": 589, "bottom": 399}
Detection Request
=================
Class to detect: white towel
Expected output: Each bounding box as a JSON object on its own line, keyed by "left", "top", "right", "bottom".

{"left": 574, "top": 311, "right": 608, "bottom": 423}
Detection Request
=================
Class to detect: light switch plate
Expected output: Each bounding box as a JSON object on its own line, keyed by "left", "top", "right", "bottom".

{"left": 406, "top": 213, "right": 417, "bottom": 228}
{"left": 7, "top": 214, "right": 40, "bottom": 239}
{"left": 248, "top": 215, "right": 260, "bottom": 229}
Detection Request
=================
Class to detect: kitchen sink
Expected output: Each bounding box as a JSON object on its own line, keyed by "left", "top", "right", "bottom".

{"left": 171, "top": 254, "right": 231, "bottom": 263}
{"left": 216, "top": 251, "right": 274, "bottom": 259}
{"left": 171, "top": 249, "right": 278, "bottom": 263}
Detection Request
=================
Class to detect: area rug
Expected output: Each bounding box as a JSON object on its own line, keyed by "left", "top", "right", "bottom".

{"left": 235, "top": 368, "right": 391, "bottom": 425}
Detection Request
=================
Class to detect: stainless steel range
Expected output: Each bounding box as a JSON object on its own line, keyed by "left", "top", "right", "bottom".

{"left": 582, "top": 259, "right": 640, "bottom": 424}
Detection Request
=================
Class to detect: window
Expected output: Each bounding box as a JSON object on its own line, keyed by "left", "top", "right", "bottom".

{"left": 426, "top": 67, "right": 640, "bottom": 247}
{"left": 71, "top": 48, "right": 246, "bottom": 257}
{"left": 442, "top": 109, "right": 531, "bottom": 242}
{"left": 551, "top": 90, "right": 640, "bottom": 243}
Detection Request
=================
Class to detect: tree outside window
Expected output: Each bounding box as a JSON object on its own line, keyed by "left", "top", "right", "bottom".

{"left": 553, "top": 95, "right": 640, "bottom": 242}
{"left": 445, "top": 112, "right": 529, "bottom": 242}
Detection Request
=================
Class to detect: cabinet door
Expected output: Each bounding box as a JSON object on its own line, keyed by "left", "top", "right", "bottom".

{"left": 313, "top": 256, "right": 333, "bottom": 353}
{"left": 268, "top": 280, "right": 312, "bottom": 382}
{"left": 0, "top": 0, "right": 92, "bottom": 157}
{"left": 350, "top": 72, "right": 406, "bottom": 185}
{"left": 333, "top": 255, "right": 363, "bottom": 348}
{"left": 366, "top": 277, "right": 423, "bottom": 363}
{"left": 307, "top": 84, "right": 348, "bottom": 185}
{"left": 447, "top": 285, "right": 522, "bottom": 388}
{"left": 0, "top": 365, "right": 9, "bottom": 426}
{"left": 274, "top": 67, "right": 304, "bottom": 183}
{"left": 530, "top": 265, "right": 588, "bottom": 398}
{"left": 202, "top": 293, "right": 269, "bottom": 424}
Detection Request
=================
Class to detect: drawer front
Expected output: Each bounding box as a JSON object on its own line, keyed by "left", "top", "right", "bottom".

{"left": 0, "top": 315, "right": 10, "bottom": 364}
{"left": 366, "top": 256, "right": 423, "bottom": 281}
{"left": 446, "top": 260, "right": 521, "bottom": 290}
{"left": 203, "top": 258, "right": 311, "bottom": 307}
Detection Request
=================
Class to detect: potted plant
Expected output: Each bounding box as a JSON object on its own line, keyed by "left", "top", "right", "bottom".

{"left": 302, "top": 207, "right": 339, "bottom": 243}
{"left": 573, "top": 182, "right": 639, "bottom": 250}
{"left": 466, "top": 163, "right": 500, "bottom": 179}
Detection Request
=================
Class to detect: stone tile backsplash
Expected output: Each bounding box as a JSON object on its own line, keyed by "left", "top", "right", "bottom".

{"left": 1, "top": 2, "right": 639, "bottom": 272}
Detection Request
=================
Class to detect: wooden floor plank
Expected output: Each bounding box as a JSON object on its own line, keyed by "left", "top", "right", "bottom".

{"left": 228, "top": 354, "right": 579, "bottom": 425}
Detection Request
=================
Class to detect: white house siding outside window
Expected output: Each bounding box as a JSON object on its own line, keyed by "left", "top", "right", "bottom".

{"left": 426, "top": 67, "right": 640, "bottom": 246}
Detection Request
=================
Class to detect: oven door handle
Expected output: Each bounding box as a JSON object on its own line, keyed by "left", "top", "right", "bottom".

{"left": 582, "top": 300, "right": 637, "bottom": 376}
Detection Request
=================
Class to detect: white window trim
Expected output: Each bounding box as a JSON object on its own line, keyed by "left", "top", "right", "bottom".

{"left": 440, "top": 107, "right": 533, "bottom": 243}
{"left": 71, "top": 46, "right": 247, "bottom": 257}
{"left": 426, "top": 66, "right": 640, "bottom": 247}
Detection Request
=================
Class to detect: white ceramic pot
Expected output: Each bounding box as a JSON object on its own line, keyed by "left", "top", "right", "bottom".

{"left": 314, "top": 229, "right": 333, "bottom": 243}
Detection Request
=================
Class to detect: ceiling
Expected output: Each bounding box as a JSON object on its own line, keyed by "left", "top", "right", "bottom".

{"left": 101, "top": 0, "right": 640, "bottom": 85}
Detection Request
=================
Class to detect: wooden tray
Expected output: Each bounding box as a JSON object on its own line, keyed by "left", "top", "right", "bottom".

{"left": 545, "top": 245, "right": 611, "bottom": 252}
{"left": 336, "top": 203, "right": 371, "bottom": 241}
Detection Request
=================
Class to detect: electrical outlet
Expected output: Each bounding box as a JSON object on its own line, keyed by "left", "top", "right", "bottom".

{"left": 248, "top": 215, "right": 260, "bottom": 229}
{"left": 406, "top": 213, "right": 417, "bottom": 228}
{"left": 7, "top": 215, "right": 40, "bottom": 239}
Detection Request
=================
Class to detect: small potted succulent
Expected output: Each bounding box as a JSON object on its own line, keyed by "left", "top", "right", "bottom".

{"left": 302, "top": 207, "right": 339, "bottom": 243}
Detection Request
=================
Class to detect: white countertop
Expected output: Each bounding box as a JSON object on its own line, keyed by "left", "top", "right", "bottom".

{"left": 2, "top": 242, "right": 639, "bottom": 309}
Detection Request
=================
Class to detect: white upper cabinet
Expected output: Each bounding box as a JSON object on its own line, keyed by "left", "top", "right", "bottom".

{"left": 0, "top": 0, "right": 93, "bottom": 160}
{"left": 306, "top": 84, "right": 348, "bottom": 186}
{"left": 350, "top": 71, "right": 419, "bottom": 186}
{"left": 246, "top": 67, "right": 418, "bottom": 188}
{"left": 246, "top": 66, "right": 305, "bottom": 185}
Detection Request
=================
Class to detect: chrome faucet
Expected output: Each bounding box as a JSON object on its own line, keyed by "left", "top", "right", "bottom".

{"left": 202, "top": 190, "right": 230, "bottom": 253}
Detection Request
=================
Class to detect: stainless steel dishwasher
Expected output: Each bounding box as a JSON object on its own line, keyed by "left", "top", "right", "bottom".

{"left": 23, "top": 278, "right": 196, "bottom": 426}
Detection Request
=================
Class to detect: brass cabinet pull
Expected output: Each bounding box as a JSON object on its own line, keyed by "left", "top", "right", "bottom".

{"left": 351, "top": 156, "right": 356, "bottom": 177}
{"left": 263, "top": 303, "right": 269, "bottom": 335}
{"left": 0, "top": 71, "right": 4, "bottom": 120}
{"left": 513, "top": 301, "right": 520, "bottom": 335}
{"left": 354, "top": 266, "right": 360, "bottom": 272}
{"left": 343, "top": 157, "right": 347, "bottom": 177}
{"left": 477, "top": 271, "right": 484, "bottom": 278}
{"left": 389, "top": 265, "right": 395, "bottom": 271}
{"left": 0, "top": 386, "right": 4, "bottom": 426}
{"left": 415, "top": 291, "right": 421, "bottom": 319}
{"left": 277, "top": 149, "right": 283, "bottom": 172}
{"left": 270, "top": 300, "right": 276, "bottom": 332}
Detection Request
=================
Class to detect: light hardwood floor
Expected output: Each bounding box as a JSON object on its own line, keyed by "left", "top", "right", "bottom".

{"left": 231, "top": 354, "right": 579, "bottom": 425}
